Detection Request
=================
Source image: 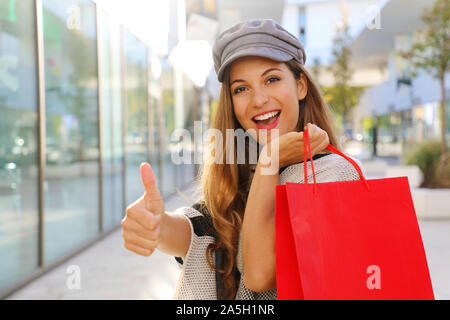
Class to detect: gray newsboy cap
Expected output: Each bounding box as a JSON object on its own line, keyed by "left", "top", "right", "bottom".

{"left": 213, "top": 19, "right": 306, "bottom": 83}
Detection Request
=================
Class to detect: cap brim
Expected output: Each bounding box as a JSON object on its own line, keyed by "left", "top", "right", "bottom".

{"left": 217, "top": 46, "right": 294, "bottom": 82}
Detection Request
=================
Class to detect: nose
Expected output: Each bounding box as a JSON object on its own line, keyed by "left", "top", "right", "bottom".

{"left": 252, "top": 88, "right": 269, "bottom": 108}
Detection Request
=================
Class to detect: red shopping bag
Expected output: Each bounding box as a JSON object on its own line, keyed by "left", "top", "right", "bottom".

{"left": 275, "top": 130, "right": 434, "bottom": 300}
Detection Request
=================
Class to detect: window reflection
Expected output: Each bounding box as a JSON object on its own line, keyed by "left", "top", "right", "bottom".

{"left": 42, "top": 0, "right": 99, "bottom": 263}
{"left": 124, "top": 28, "right": 148, "bottom": 205}
{"left": 149, "top": 51, "right": 162, "bottom": 194}
{"left": 161, "top": 59, "right": 176, "bottom": 197}
{"left": 182, "top": 74, "right": 196, "bottom": 186}
{"left": 0, "top": 0, "right": 39, "bottom": 291}
{"left": 98, "top": 11, "right": 124, "bottom": 230}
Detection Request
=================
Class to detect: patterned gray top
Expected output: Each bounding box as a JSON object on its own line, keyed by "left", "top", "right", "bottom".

{"left": 172, "top": 153, "right": 365, "bottom": 300}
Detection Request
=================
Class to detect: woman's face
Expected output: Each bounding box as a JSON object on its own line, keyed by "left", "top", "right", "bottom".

{"left": 229, "top": 56, "right": 307, "bottom": 145}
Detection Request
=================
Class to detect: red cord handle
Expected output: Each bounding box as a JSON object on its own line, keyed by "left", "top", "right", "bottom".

{"left": 303, "top": 129, "right": 370, "bottom": 192}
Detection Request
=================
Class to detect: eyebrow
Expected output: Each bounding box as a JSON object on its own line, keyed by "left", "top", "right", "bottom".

{"left": 230, "top": 67, "right": 283, "bottom": 87}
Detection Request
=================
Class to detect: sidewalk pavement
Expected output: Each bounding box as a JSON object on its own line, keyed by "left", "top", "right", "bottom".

{"left": 6, "top": 179, "right": 450, "bottom": 300}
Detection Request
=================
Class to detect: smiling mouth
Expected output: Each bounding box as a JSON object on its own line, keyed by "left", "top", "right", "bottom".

{"left": 252, "top": 110, "right": 281, "bottom": 128}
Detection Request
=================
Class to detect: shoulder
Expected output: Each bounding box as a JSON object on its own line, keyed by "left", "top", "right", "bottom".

{"left": 279, "top": 153, "right": 366, "bottom": 184}
{"left": 174, "top": 201, "right": 216, "bottom": 239}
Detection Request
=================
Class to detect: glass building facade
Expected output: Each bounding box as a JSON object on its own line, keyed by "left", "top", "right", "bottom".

{"left": 0, "top": 0, "right": 40, "bottom": 293}
{"left": 0, "top": 0, "right": 197, "bottom": 297}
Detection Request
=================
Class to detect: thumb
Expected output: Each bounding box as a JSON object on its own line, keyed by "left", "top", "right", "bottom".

{"left": 140, "top": 162, "right": 160, "bottom": 197}
{"left": 140, "top": 162, "right": 164, "bottom": 214}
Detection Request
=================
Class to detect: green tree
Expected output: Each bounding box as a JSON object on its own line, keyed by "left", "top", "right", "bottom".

{"left": 400, "top": 0, "right": 450, "bottom": 154}
{"left": 324, "top": 24, "right": 365, "bottom": 133}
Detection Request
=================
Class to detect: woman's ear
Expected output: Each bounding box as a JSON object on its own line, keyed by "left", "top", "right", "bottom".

{"left": 296, "top": 73, "right": 308, "bottom": 100}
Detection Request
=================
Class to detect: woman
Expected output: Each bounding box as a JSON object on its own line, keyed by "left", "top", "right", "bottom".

{"left": 121, "top": 19, "right": 364, "bottom": 300}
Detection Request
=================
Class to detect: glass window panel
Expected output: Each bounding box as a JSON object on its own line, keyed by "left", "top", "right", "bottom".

{"left": 160, "top": 59, "right": 175, "bottom": 197}
{"left": 0, "top": 0, "right": 39, "bottom": 291}
{"left": 182, "top": 74, "right": 195, "bottom": 186}
{"left": 173, "top": 67, "right": 183, "bottom": 190}
{"left": 98, "top": 11, "right": 124, "bottom": 230}
{"left": 124, "top": 28, "right": 148, "bottom": 205}
{"left": 42, "top": 0, "right": 99, "bottom": 264}
{"left": 149, "top": 51, "right": 162, "bottom": 193}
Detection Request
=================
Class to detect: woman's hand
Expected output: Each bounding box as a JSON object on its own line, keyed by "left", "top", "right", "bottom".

{"left": 261, "top": 123, "right": 330, "bottom": 170}
{"left": 121, "top": 163, "right": 165, "bottom": 257}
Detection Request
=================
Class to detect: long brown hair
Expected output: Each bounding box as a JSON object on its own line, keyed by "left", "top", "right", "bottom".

{"left": 198, "top": 58, "right": 340, "bottom": 299}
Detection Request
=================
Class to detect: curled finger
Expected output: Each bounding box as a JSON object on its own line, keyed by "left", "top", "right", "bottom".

{"left": 123, "top": 229, "right": 159, "bottom": 250}
{"left": 124, "top": 241, "right": 154, "bottom": 257}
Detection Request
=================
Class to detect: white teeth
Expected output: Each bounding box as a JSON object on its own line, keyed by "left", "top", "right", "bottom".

{"left": 253, "top": 111, "right": 280, "bottom": 121}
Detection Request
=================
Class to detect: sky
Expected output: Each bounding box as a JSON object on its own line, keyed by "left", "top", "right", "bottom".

{"left": 93, "top": 0, "right": 171, "bottom": 55}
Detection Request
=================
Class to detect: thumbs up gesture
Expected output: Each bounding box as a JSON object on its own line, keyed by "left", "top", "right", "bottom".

{"left": 121, "top": 162, "right": 165, "bottom": 256}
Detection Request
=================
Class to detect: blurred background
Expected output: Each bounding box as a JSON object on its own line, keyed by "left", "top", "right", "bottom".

{"left": 0, "top": 0, "right": 449, "bottom": 299}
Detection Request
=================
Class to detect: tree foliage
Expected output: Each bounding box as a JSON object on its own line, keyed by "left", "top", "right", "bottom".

{"left": 399, "top": 0, "right": 450, "bottom": 153}
{"left": 325, "top": 24, "right": 365, "bottom": 129}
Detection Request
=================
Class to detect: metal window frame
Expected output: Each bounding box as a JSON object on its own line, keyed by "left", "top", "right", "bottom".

{"left": 95, "top": 2, "right": 104, "bottom": 234}
{"left": 120, "top": 25, "right": 128, "bottom": 211}
{"left": 35, "top": 0, "right": 46, "bottom": 269}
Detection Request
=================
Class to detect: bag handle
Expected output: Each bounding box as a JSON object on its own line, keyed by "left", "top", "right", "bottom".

{"left": 303, "top": 129, "right": 370, "bottom": 193}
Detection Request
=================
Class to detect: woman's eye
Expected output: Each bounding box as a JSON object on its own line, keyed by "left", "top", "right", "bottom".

{"left": 233, "top": 87, "right": 246, "bottom": 95}
{"left": 267, "top": 76, "right": 280, "bottom": 84}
